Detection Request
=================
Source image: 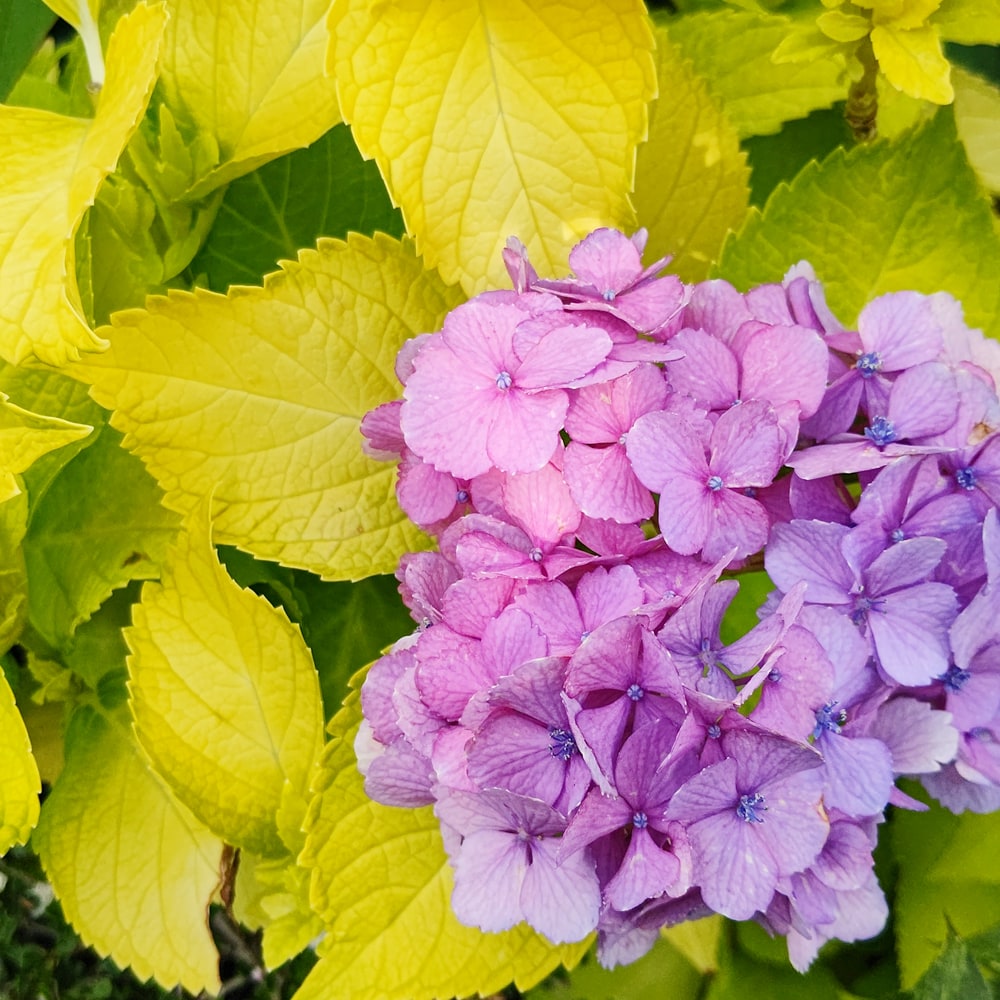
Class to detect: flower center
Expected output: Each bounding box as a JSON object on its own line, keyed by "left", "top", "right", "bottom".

{"left": 891, "top": 527, "right": 905, "bottom": 543}
{"left": 707, "top": 474, "right": 724, "bottom": 492}
{"left": 864, "top": 416, "right": 897, "bottom": 448}
{"left": 736, "top": 792, "right": 767, "bottom": 824}
{"left": 632, "top": 811, "right": 648, "bottom": 829}
{"left": 941, "top": 665, "right": 971, "bottom": 692}
{"left": 626, "top": 682, "right": 645, "bottom": 702}
{"left": 602, "top": 289, "right": 616, "bottom": 302}
{"left": 548, "top": 726, "right": 578, "bottom": 761}
{"left": 856, "top": 351, "right": 883, "bottom": 378}
{"left": 956, "top": 467, "right": 978, "bottom": 490}
{"left": 850, "top": 591, "right": 886, "bottom": 625}
{"left": 495, "top": 370, "right": 513, "bottom": 390}
{"left": 812, "top": 701, "right": 847, "bottom": 739}
{"left": 455, "top": 488, "right": 469, "bottom": 503}
{"left": 707, "top": 723, "right": 721, "bottom": 740}
{"left": 528, "top": 546, "right": 544, "bottom": 563}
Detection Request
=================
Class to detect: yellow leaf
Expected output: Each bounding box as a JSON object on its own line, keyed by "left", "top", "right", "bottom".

{"left": 634, "top": 29, "right": 750, "bottom": 281}
{"left": 32, "top": 706, "right": 220, "bottom": 995}
{"left": 126, "top": 499, "right": 324, "bottom": 857}
{"left": 871, "top": 23, "right": 953, "bottom": 104}
{"left": 160, "top": 0, "right": 342, "bottom": 197}
{"left": 0, "top": 492, "right": 28, "bottom": 653}
{"left": 234, "top": 849, "right": 323, "bottom": 969}
{"left": 661, "top": 915, "right": 724, "bottom": 974}
{"left": 0, "top": 3, "right": 166, "bottom": 367}
{"left": 0, "top": 393, "right": 92, "bottom": 503}
{"left": 296, "top": 688, "right": 590, "bottom": 1000}
{"left": 953, "top": 67, "right": 1000, "bottom": 192}
{"left": 816, "top": 9, "right": 871, "bottom": 42}
{"left": 75, "top": 233, "right": 459, "bottom": 580}
{"left": 0, "top": 670, "right": 40, "bottom": 854}
{"left": 328, "top": 0, "right": 655, "bottom": 294}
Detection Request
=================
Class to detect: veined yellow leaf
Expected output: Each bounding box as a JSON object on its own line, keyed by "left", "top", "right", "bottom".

{"left": 328, "top": 0, "right": 655, "bottom": 294}
{"left": 75, "top": 233, "right": 459, "bottom": 580}
{"left": 0, "top": 669, "right": 40, "bottom": 853}
{"left": 32, "top": 705, "right": 220, "bottom": 994}
{"left": 0, "top": 492, "right": 28, "bottom": 653}
{"left": 0, "top": 2, "right": 165, "bottom": 367}
{"left": 634, "top": 29, "right": 750, "bottom": 281}
{"left": 126, "top": 499, "right": 324, "bottom": 857}
{"left": 0, "top": 393, "right": 92, "bottom": 503}
{"left": 871, "top": 23, "right": 953, "bottom": 104}
{"left": 159, "top": 0, "right": 341, "bottom": 197}
{"left": 296, "top": 689, "right": 589, "bottom": 1000}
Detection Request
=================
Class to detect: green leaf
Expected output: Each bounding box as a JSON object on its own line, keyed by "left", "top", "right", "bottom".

{"left": 0, "top": 0, "right": 56, "bottom": 102}
{"left": 126, "top": 501, "right": 324, "bottom": 857}
{"left": 718, "top": 109, "right": 1000, "bottom": 338}
{"left": 633, "top": 28, "right": 750, "bottom": 281}
{"left": 4, "top": 34, "right": 95, "bottom": 117}
{"left": 190, "top": 124, "right": 404, "bottom": 293}
{"left": 935, "top": 0, "right": 1000, "bottom": 45}
{"left": 0, "top": 492, "right": 27, "bottom": 654}
{"left": 665, "top": 9, "right": 845, "bottom": 137}
{"left": 704, "top": 945, "right": 841, "bottom": 1000}
{"left": 743, "top": 107, "right": 852, "bottom": 208}
{"left": 296, "top": 687, "right": 590, "bottom": 1000}
{"left": 23, "top": 424, "right": 180, "bottom": 646}
{"left": 76, "top": 233, "right": 461, "bottom": 581}
{"left": 330, "top": 0, "right": 656, "bottom": 294}
{"left": 911, "top": 933, "right": 991, "bottom": 1000}
{"left": 32, "top": 705, "right": 221, "bottom": 995}
{"left": 892, "top": 802, "right": 1000, "bottom": 987}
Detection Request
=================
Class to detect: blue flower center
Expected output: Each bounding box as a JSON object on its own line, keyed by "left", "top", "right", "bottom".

{"left": 707, "top": 723, "right": 721, "bottom": 740}
{"left": 602, "top": 289, "right": 616, "bottom": 302}
{"left": 941, "top": 665, "right": 972, "bottom": 692}
{"left": 812, "top": 701, "right": 847, "bottom": 739}
{"left": 891, "top": 527, "right": 905, "bottom": 543}
{"left": 495, "top": 371, "right": 513, "bottom": 390}
{"left": 956, "top": 467, "right": 978, "bottom": 490}
{"left": 742, "top": 486, "right": 758, "bottom": 498}
{"left": 767, "top": 670, "right": 782, "bottom": 684}
{"left": 528, "top": 546, "right": 544, "bottom": 563}
{"left": 455, "top": 489, "right": 469, "bottom": 503}
{"left": 736, "top": 792, "right": 767, "bottom": 824}
{"left": 864, "top": 416, "right": 897, "bottom": 448}
{"left": 548, "top": 727, "right": 578, "bottom": 761}
{"left": 707, "top": 475, "right": 724, "bottom": 492}
{"left": 856, "top": 352, "right": 883, "bottom": 378}
{"left": 850, "top": 592, "right": 886, "bottom": 625}
{"left": 632, "top": 811, "right": 648, "bottom": 829}
{"left": 626, "top": 682, "right": 645, "bottom": 702}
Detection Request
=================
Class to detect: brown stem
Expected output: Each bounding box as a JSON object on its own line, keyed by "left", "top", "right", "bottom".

{"left": 846, "top": 36, "right": 879, "bottom": 143}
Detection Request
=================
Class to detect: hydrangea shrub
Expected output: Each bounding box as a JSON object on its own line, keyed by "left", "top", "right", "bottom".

{"left": 1, "top": 0, "right": 1000, "bottom": 998}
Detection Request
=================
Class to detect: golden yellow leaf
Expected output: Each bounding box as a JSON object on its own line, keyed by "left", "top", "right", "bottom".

{"left": 0, "top": 3, "right": 165, "bottom": 367}
{"left": 634, "top": 29, "right": 750, "bottom": 281}
{"left": 126, "top": 500, "right": 324, "bottom": 857}
{"left": 75, "top": 233, "right": 459, "bottom": 580}
{"left": 871, "top": 23, "right": 953, "bottom": 104}
{"left": 0, "top": 393, "right": 92, "bottom": 503}
{"left": 954, "top": 67, "right": 1000, "bottom": 192}
{"left": 0, "top": 670, "right": 40, "bottom": 854}
{"left": 328, "top": 0, "right": 655, "bottom": 294}
{"left": 32, "top": 706, "right": 220, "bottom": 994}
{"left": 160, "top": 0, "right": 341, "bottom": 196}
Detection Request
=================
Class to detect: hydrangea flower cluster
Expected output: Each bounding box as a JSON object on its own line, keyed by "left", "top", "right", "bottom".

{"left": 357, "top": 227, "right": 1000, "bottom": 970}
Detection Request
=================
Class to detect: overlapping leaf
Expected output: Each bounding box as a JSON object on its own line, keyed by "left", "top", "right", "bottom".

{"left": 634, "top": 29, "right": 750, "bottom": 281}
{"left": 954, "top": 67, "right": 1000, "bottom": 193}
{"left": 157, "top": 0, "right": 341, "bottom": 197}
{"left": 0, "top": 493, "right": 28, "bottom": 652}
{"left": 76, "top": 233, "right": 460, "bottom": 580}
{"left": 0, "top": 668, "right": 40, "bottom": 853}
{"left": 328, "top": 0, "right": 655, "bottom": 294}
{"left": 0, "top": 2, "right": 165, "bottom": 367}
{"left": 665, "top": 10, "right": 844, "bottom": 138}
{"left": 0, "top": 393, "right": 91, "bottom": 503}
{"left": 126, "top": 500, "right": 323, "bottom": 857}
{"left": 718, "top": 109, "right": 1000, "bottom": 338}
{"left": 297, "top": 689, "right": 590, "bottom": 1000}
{"left": 23, "top": 425, "right": 180, "bottom": 645}
{"left": 32, "top": 705, "right": 220, "bottom": 994}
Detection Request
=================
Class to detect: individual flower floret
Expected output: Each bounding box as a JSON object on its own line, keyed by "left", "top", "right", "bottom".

{"left": 664, "top": 729, "right": 827, "bottom": 921}
{"left": 401, "top": 291, "right": 613, "bottom": 478}
{"left": 627, "top": 399, "right": 786, "bottom": 561}
{"left": 435, "top": 787, "right": 601, "bottom": 943}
